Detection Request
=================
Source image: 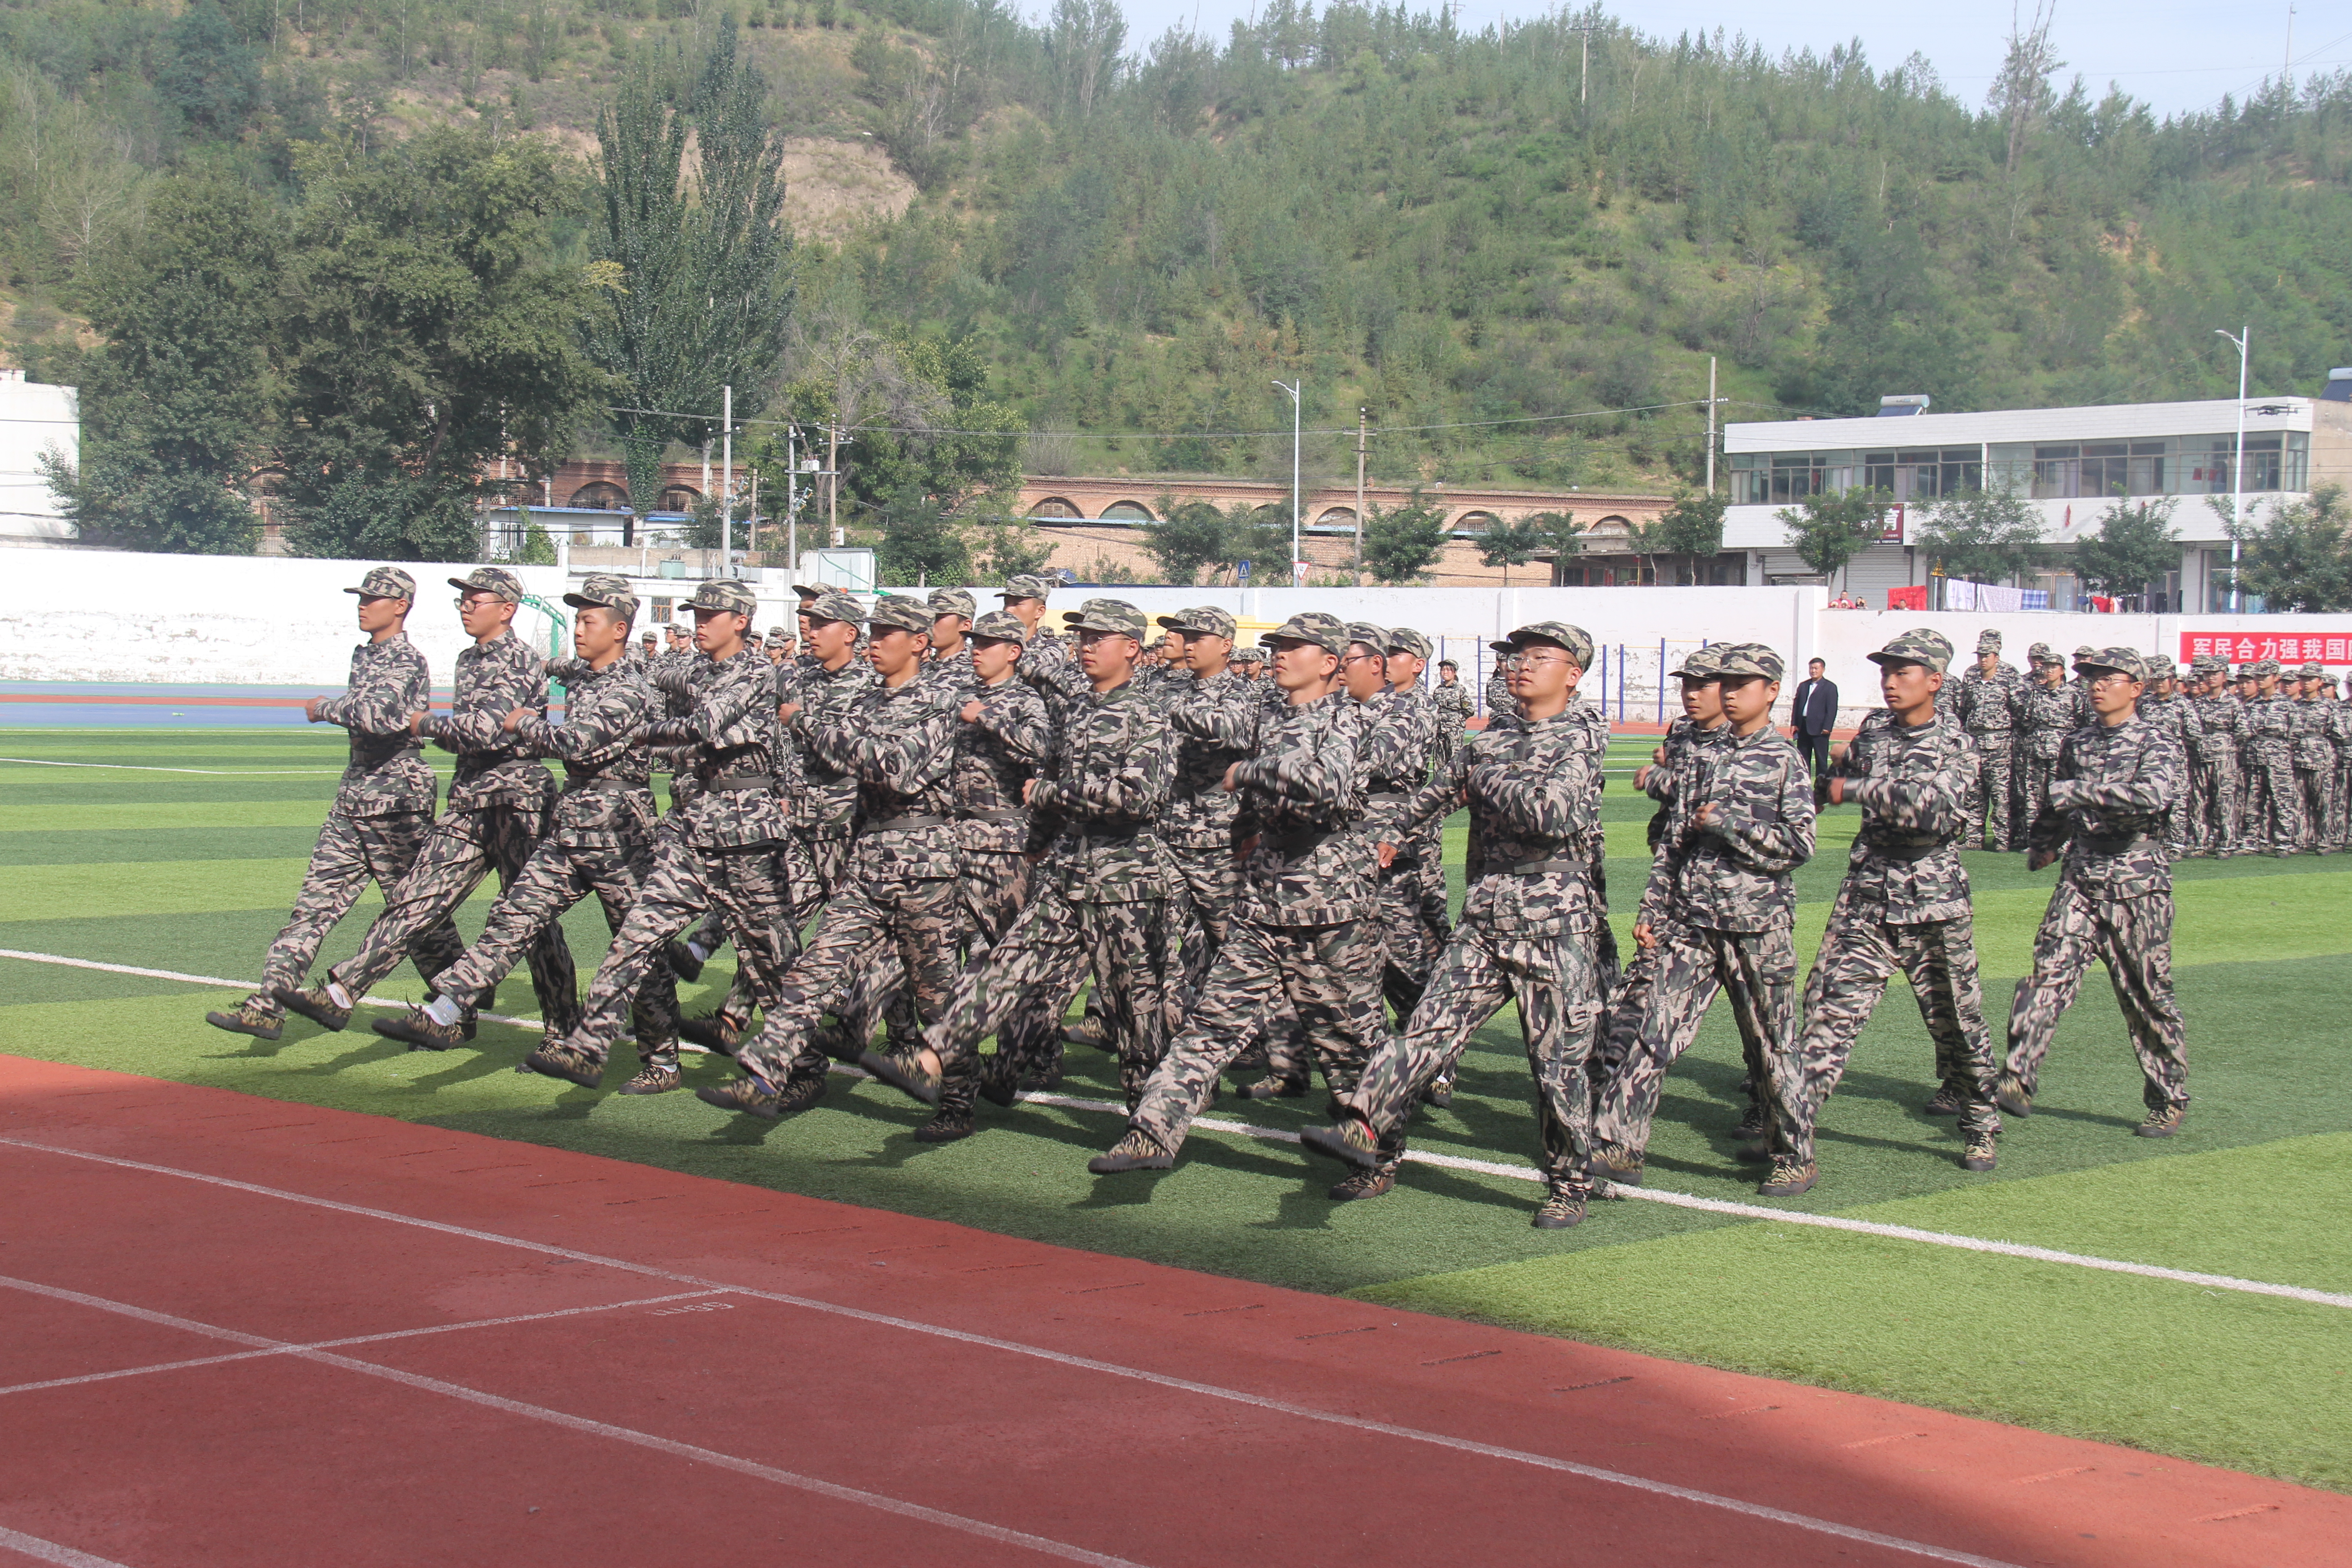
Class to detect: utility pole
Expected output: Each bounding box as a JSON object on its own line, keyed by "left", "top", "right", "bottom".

{"left": 1274, "top": 379, "right": 1302, "bottom": 583}
{"left": 785, "top": 426, "right": 797, "bottom": 578}
{"left": 1567, "top": 22, "right": 1599, "bottom": 107}
{"left": 827, "top": 421, "right": 840, "bottom": 542}
{"left": 720, "top": 383, "right": 733, "bottom": 573}
{"left": 1705, "top": 356, "right": 1718, "bottom": 495}
{"left": 2216, "top": 326, "right": 2250, "bottom": 612}
{"left": 1354, "top": 406, "right": 1367, "bottom": 579}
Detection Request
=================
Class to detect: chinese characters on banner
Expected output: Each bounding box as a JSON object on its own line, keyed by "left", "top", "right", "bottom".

{"left": 2181, "top": 632, "right": 2352, "bottom": 665}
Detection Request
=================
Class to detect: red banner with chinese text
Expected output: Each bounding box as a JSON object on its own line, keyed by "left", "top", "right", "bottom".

{"left": 2181, "top": 632, "right": 2352, "bottom": 666}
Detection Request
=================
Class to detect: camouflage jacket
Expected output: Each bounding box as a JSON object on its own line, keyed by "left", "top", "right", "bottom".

{"left": 1026, "top": 675, "right": 1176, "bottom": 902}
{"left": 315, "top": 632, "right": 437, "bottom": 818}
{"left": 1019, "top": 628, "right": 1092, "bottom": 718}
{"left": 2239, "top": 694, "right": 2298, "bottom": 765}
{"left": 1830, "top": 708, "right": 1975, "bottom": 924}
{"left": 2189, "top": 691, "right": 2246, "bottom": 769}
{"left": 642, "top": 647, "right": 787, "bottom": 849}
{"left": 794, "top": 674, "right": 960, "bottom": 881}
{"left": 2016, "top": 678, "right": 2088, "bottom": 760}
{"left": 784, "top": 658, "right": 874, "bottom": 839}
{"left": 1642, "top": 723, "right": 1815, "bottom": 933}
{"left": 1431, "top": 680, "right": 1476, "bottom": 730}
{"left": 1643, "top": 715, "right": 1727, "bottom": 850}
{"left": 1230, "top": 691, "right": 1376, "bottom": 926}
{"left": 922, "top": 646, "right": 979, "bottom": 700}
{"left": 1484, "top": 668, "right": 1520, "bottom": 723}
{"left": 1161, "top": 668, "right": 1259, "bottom": 849}
{"left": 2028, "top": 713, "right": 2186, "bottom": 898}
{"left": 417, "top": 631, "right": 554, "bottom": 811}
{"left": 2292, "top": 699, "right": 2337, "bottom": 769}
{"left": 520, "top": 658, "right": 660, "bottom": 849}
{"left": 953, "top": 674, "right": 1056, "bottom": 855}
{"left": 1954, "top": 664, "right": 2025, "bottom": 738}
{"left": 1357, "top": 685, "right": 1447, "bottom": 852}
{"left": 2333, "top": 703, "right": 2352, "bottom": 755}
{"left": 1391, "top": 702, "right": 1607, "bottom": 937}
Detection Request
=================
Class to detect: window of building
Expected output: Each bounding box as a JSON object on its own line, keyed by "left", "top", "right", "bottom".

{"left": 1864, "top": 448, "right": 1981, "bottom": 500}
{"left": 2200, "top": 435, "right": 2301, "bottom": 494}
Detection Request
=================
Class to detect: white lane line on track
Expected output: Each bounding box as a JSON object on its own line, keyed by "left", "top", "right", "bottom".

{"left": 0, "top": 1290, "right": 726, "bottom": 1399}
{"left": 5, "top": 945, "right": 2347, "bottom": 1312}
{"left": 0, "top": 1143, "right": 2022, "bottom": 1568}
{"left": 0, "top": 1524, "right": 133, "bottom": 1568}
{"left": 0, "top": 759, "right": 347, "bottom": 775}
{"left": 0, "top": 1274, "right": 1147, "bottom": 1568}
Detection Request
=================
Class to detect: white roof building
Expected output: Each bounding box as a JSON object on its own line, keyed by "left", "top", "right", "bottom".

{"left": 0, "top": 372, "right": 78, "bottom": 546}
{"left": 1721, "top": 375, "right": 2352, "bottom": 610}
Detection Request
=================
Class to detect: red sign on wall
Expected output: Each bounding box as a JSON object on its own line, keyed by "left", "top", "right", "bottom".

{"left": 2182, "top": 632, "right": 2352, "bottom": 666}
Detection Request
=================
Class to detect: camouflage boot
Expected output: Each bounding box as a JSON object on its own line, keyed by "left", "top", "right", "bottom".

{"left": 1756, "top": 1157, "right": 1818, "bottom": 1197}
{"left": 518, "top": 1040, "right": 604, "bottom": 1089}
{"left": 1328, "top": 1168, "right": 1394, "bottom": 1202}
{"left": 1532, "top": 1184, "right": 1587, "bottom": 1230}
{"left": 1088, "top": 1129, "right": 1173, "bottom": 1173}
{"left": 677, "top": 1013, "right": 743, "bottom": 1056}
{"left": 204, "top": 997, "right": 282, "bottom": 1042}
{"left": 1589, "top": 1143, "right": 1644, "bottom": 1187}
{"left": 2135, "top": 1103, "right": 2184, "bottom": 1139}
{"left": 1922, "top": 1083, "right": 1965, "bottom": 1117}
{"left": 618, "top": 1063, "right": 682, "bottom": 1095}
{"left": 859, "top": 1047, "right": 941, "bottom": 1106}
{"left": 1298, "top": 1117, "right": 1380, "bottom": 1171}
{"left": 1960, "top": 1130, "right": 1998, "bottom": 1171}
{"left": 372, "top": 1007, "right": 466, "bottom": 1053}
{"left": 273, "top": 984, "right": 351, "bottom": 1032}
{"left": 664, "top": 937, "right": 706, "bottom": 984}
{"left": 1994, "top": 1075, "right": 2033, "bottom": 1118}
{"left": 694, "top": 1075, "right": 782, "bottom": 1118}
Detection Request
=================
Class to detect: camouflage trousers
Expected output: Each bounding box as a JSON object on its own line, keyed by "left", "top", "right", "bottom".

{"left": 703, "top": 831, "right": 848, "bottom": 1030}
{"left": 2296, "top": 768, "right": 2336, "bottom": 852}
{"left": 1783, "top": 902, "right": 1999, "bottom": 1164}
{"left": 2185, "top": 759, "right": 2240, "bottom": 855}
{"left": 1965, "top": 738, "right": 2017, "bottom": 849}
{"left": 2018, "top": 752, "right": 2063, "bottom": 844}
{"left": 1593, "top": 921, "right": 1798, "bottom": 1160}
{"left": 2244, "top": 756, "right": 2303, "bottom": 853}
{"left": 1342, "top": 922, "right": 1602, "bottom": 1188}
{"left": 325, "top": 799, "right": 577, "bottom": 1035}
{"left": 430, "top": 833, "right": 681, "bottom": 1066}
{"left": 739, "top": 872, "right": 961, "bottom": 1089}
{"left": 961, "top": 850, "right": 1058, "bottom": 1074}
{"left": 567, "top": 839, "right": 799, "bottom": 1066}
{"left": 1130, "top": 918, "right": 1387, "bottom": 1157}
{"left": 931, "top": 889, "right": 1172, "bottom": 1110}
{"left": 1165, "top": 843, "right": 1239, "bottom": 1002}
{"left": 2335, "top": 760, "right": 2352, "bottom": 849}
{"left": 2004, "top": 880, "right": 2187, "bottom": 1111}
{"left": 252, "top": 808, "right": 458, "bottom": 1022}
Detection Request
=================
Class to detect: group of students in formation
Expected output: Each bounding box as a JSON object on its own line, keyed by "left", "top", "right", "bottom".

{"left": 205, "top": 565, "right": 2192, "bottom": 1229}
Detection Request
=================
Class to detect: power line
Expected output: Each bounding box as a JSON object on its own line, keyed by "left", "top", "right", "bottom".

{"left": 601, "top": 397, "right": 1717, "bottom": 441}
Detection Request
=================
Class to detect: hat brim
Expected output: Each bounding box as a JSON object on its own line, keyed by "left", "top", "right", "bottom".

{"left": 1670, "top": 664, "right": 1722, "bottom": 679}
{"left": 561, "top": 592, "right": 622, "bottom": 611}
{"left": 2073, "top": 660, "right": 2132, "bottom": 679}
{"left": 343, "top": 586, "right": 411, "bottom": 598}
{"left": 1865, "top": 651, "right": 1936, "bottom": 671}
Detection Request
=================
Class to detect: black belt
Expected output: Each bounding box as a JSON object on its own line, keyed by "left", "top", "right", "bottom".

{"left": 959, "top": 808, "right": 1025, "bottom": 823}
{"left": 867, "top": 813, "right": 950, "bottom": 831}
{"left": 1262, "top": 828, "right": 1337, "bottom": 856}
{"left": 705, "top": 773, "right": 775, "bottom": 792}
{"left": 1865, "top": 840, "right": 1949, "bottom": 863}
{"left": 1485, "top": 856, "right": 1582, "bottom": 876}
{"left": 1366, "top": 790, "right": 1407, "bottom": 801}
{"left": 2079, "top": 832, "right": 2154, "bottom": 855}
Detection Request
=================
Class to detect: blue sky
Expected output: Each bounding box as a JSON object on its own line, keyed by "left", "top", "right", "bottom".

{"left": 1105, "top": 1, "right": 2347, "bottom": 117}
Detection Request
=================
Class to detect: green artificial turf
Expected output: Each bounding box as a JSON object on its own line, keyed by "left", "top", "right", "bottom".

{"left": 5, "top": 729, "right": 2351, "bottom": 1490}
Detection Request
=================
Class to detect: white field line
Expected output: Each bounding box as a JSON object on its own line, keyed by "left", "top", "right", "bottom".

{"left": 0, "top": 1171, "right": 2023, "bottom": 1568}
{"left": 0, "top": 1273, "right": 1147, "bottom": 1568}
{"left": 0, "top": 758, "right": 347, "bottom": 775}
{"left": 7, "top": 946, "right": 2346, "bottom": 1313}
{"left": 0, "top": 1524, "right": 133, "bottom": 1568}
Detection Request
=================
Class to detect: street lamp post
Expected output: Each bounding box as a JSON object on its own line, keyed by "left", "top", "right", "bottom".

{"left": 2215, "top": 326, "right": 2249, "bottom": 612}
{"left": 1274, "top": 379, "right": 1302, "bottom": 584}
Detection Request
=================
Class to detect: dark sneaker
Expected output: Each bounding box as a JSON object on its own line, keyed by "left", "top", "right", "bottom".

{"left": 1532, "top": 1187, "right": 1587, "bottom": 1229}
{"left": 1238, "top": 1076, "right": 1307, "bottom": 1101}
{"left": 914, "top": 1107, "right": 975, "bottom": 1144}
{"left": 1995, "top": 1076, "right": 2033, "bottom": 1118}
{"left": 858, "top": 1049, "right": 941, "bottom": 1106}
{"left": 1756, "top": 1158, "right": 1818, "bottom": 1197}
{"left": 205, "top": 998, "right": 282, "bottom": 1041}
{"left": 1960, "top": 1131, "right": 1998, "bottom": 1171}
{"left": 1735, "top": 1128, "right": 1774, "bottom": 1164}
{"left": 1589, "top": 1143, "right": 1644, "bottom": 1187}
{"left": 676, "top": 1013, "right": 742, "bottom": 1055}
{"left": 2135, "top": 1104, "right": 2184, "bottom": 1139}
{"left": 273, "top": 984, "right": 351, "bottom": 1032}
{"left": 977, "top": 1057, "right": 1020, "bottom": 1108}
{"left": 811, "top": 1019, "right": 865, "bottom": 1063}
{"left": 1298, "top": 1118, "right": 1380, "bottom": 1171}
{"left": 1922, "top": 1084, "right": 1964, "bottom": 1117}
{"left": 1736, "top": 1102, "right": 1768, "bottom": 1137}
{"left": 694, "top": 1076, "right": 781, "bottom": 1118}
{"left": 1421, "top": 1077, "right": 1454, "bottom": 1109}
{"left": 518, "top": 1041, "right": 605, "bottom": 1089}
{"left": 774, "top": 1074, "right": 828, "bottom": 1115}
{"left": 665, "top": 938, "right": 705, "bottom": 983}
{"left": 1061, "top": 1015, "right": 1110, "bottom": 1053}
{"left": 1327, "top": 1168, "right": 1394, "bottom": 1202}
{"left": 618, "top": 1063, "right": 681, "bottom": 1096}
{"left": 372, "top": 1007, "right": 466, "bottom": 1053}
{"left": 1087, "top": 1130, "right": 1172, "bottom": 1173}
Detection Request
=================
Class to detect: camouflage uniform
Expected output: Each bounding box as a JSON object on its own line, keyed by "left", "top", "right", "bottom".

{"left": 2290, "top": 668, "right": 2336, "bottom": 853}
{"left": 313, "top": 573, "right": 573, "bottom": 1030}
{"left": 2186, "top": 664, "right": 2246, "bottom": 856}
{"left": 1953, "top": 634, "right": 2024, "bottom": 849}
{"left": 2014, "top": 645, "right": 2086, "bottom": 842}
{"left": 2239, "top": 664, "right": 2302, "bottom": 854}
{"left": 2004, "top": 649, "right": 2190, "bottom": 1120}
{"left": 2136, "top": 662, "right": 2195, "bottom": 854}
{"left": 2330, "top": 688, "right": 2352, "bottom": 851}
{"left": 1124, "top": 633, "right": 1384, "bottom": 1160}
{"left": 736, "top": 598, "right": 963, "bottom": 1094}
{"left": 544, "top": 586, "right": 797, "bottom": 1073}
{"left": 1359, "top": 676, "right": 1448, "bottom": 1020}
{"left": 237, "top": 571, "right": 453, "bottom": 1026}
{"left": 417, "top": 580, "right": 678, "bottom": 1068}
{"left": 1783, "top": 632, "right": 1998, "bottom": 1168}
{"left": 1155, "top": 610, "right": 1259, "bottom": 1000}
{"left": 1330, "top": 622, "right": 1611, "bottom": 1200}
{"left": 1431, "top": 676, "right": 1476, "bottom": 761}
{"left": 1595, "top": 646, "right": 1816, "bottom": 1166}
{"left": 1484, "top": 664, "right": 1521, "bottom": 725}
{"left": 920, "top": 601, "right": 1178, "bottom": 1112}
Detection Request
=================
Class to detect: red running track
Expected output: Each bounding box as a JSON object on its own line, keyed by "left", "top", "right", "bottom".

{"left": 0, "top": 1055, "right": 2338, "bottom": 1568}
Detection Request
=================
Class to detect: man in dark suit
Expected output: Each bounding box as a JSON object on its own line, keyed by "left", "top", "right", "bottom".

{"left": 1792, "top": 657, "right": 1838, "bottom": 779}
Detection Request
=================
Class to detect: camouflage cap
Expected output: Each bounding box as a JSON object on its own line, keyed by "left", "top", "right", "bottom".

{"left": 2074, "top": 645, "right": 2097, "bottom": 660}
{"left": 1668, "top": 644, "right": 1725, "bottom": 680}
{"left": 969, "top": 609, "right": 1029, "bottom": 645}
{"left": 665, "top": 620, "right": 694, "bottom": 638}
{"left": 868, "top": 594, "right": 935, "bottom": 637}
{"left": 1061, "top": 598, "right": 1149, "bottom": 640}
{"left": 802, "top": 588, "right": 864, "bottom": 625}
{"left": 764, "top": 625, "right": 794, "bottom": 648}
{"left": 1715, "top": 642, "right": 1787, "bottom": 681}
{"left": 1263, "top": 611, "right": 1352, "bottom": 657}
{"left": 1490, "top": 621, "right": 1596, "bottom": 669}
{"left": 2146, "top": 653, "right": 2177, "bottom": 678}
{"left": 1975, "top": 629, "right": 2003, "bottom": 653}
{"left": 448, "top": 566, "right": 525, "bottom": 604}
{"left": 2073, "top": 646, "right": 2148, "bottom": 681}
{"left": 1385, "top": 627, "right": 1432, "bottom": 661}
{"left": 2247, "top": 657, "right": 2280, "bottom": 676}
{"left": 2297, "top": 662, "right": 2325, "bottom": 679}
{"left": 345, "top": 565, "right": 417, "bottom": 601}
{"left": 1156, "top": 606, "right": 1236, "bottom": 641}
{"left": 562, "top": 572, "right": 640, "bottom": 623}
{"left": 2026, "top": 640, "right": 2059, "bottom": 664}
{"left": 998, "top": 573, "right": 1058, "bottom": 604}
{"left": 1870, "top": 627, "right": 1956, "bottom": 674}
{"left": 640, "top": 630, "right": 658, "bottom": 643}
{"left": 1230, "top": 644, "right": 1267, "bottom": 664}
{"left": 682, "top": 578, "right": 758, "bottom": 618}
{"left": 928, "top": 588, "right": 977, "bottom": 620}
{"left": 791, "top": 583, "right": 824, "bottom": 601}
{"left": 1344, "top": 621, "right": 1391, "bottom": 656}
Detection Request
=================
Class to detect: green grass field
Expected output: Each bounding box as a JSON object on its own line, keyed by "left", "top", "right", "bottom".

{"left": 5, "top": 729, "right": 2349, "bottom": 1490}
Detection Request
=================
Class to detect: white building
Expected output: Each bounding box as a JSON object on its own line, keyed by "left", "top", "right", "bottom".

{"left": 1722, "top": 374, "right": 2352, "bottom": 610}
{"left": 0, "top": 372, "right": 78, "bottom": 546}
